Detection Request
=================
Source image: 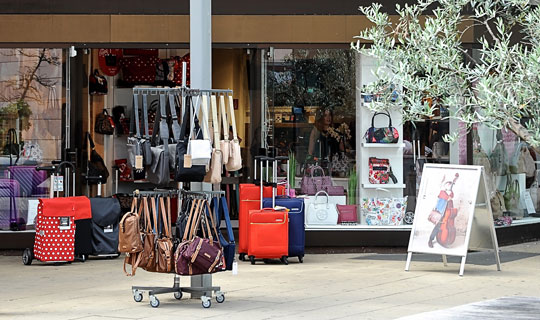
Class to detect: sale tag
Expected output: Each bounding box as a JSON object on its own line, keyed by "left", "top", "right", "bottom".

{"left": 104, "top": 225, "right": 114, "bottom": 233}
{"left": 232, "top": 261, "right": 238, "bottom": 275}
{"left": 135, "top": 155, "right": 143, "bottom": 170}
{"left": 184, "top": 154, "right": 192, "bottom": 168}
{"left": 53, "top": 176, "right": 64, "bottom": 192}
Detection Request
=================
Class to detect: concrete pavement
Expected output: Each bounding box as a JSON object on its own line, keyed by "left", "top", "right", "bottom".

{"left": 1, "top": 241, "right": 539, "bottom": 319}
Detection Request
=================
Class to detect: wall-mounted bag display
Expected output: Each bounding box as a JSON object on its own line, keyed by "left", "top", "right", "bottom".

{"left": 225, "top": 95, "right": 243, "bottom": 172}
{"left": 364, "top": 112, "right": 399, "bottom": 143}
{"left": 368, "top": 157, "right": 397, "bottom": 184}
{"left": 95, "top": 109, "right": 115, "bottom": 135}
{"left": 187, "top": 95, "right": 213, "bottom": 167}
{"left": 89, "top": 69, "right": 108, "bottom": 95}
{"left": 300, "top": 165, "right": 333, "bottom": 195}
{"left": 360, "top": 197, "right": 407, "bottom": 226}
{"left": 306, "top": 191, "right": 339, "bottom": 225}
{"left": 86, "top": 132, "right": 109, "bottom": 184}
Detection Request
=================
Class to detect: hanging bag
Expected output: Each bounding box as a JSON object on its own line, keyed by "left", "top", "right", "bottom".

{"left": 86, "top": 132, "right": 109, "bottom": 184}
{"left": 363, "top": 112, "right": 399, "bottom": 143}
{"left": 155, "top": 196, "right": 174, "bottom": 273}
{"left": 175, "top": 95, "right": 207, "bottom": 182}
{"left": 141, "top": 93, "right": 154, "bottom": 166}
{"left": 147, "top": 94, "right": 170, "bottom": 186}
{"left": 187, "top": 94, "right": 213, "bottom": 166}
{"left": 204, "top": 94, "right": 223, "bottom": 184}
{"left": 503, "top": 174, "right": 521, "bottom": 217}
{"left": 175, "top": 199, "right": 207, "bottom": 275}
{"left": 127, "top": 93, "right": 146, "bottom": 178}
{"left": 89, "top": 69, "right": 108, "bottom": 95}
{"left": 94, "top": 109, "right": 115, "bottom": 135}
{"left": 139, "top": 197, "right": 157, "bottom": 272}
{"left": 219, "top": 95, "right": 231, "bottom": 165}
{"left": 489, "top": 130, "right": 508, "bottom": 176}
{"left": 167, "top": 92, "right": 182, "bottom": 170}
{"left": 214, "top": 196, "right": 235, "bottom": 270}
{"left": 225, "top": 95, "right": 243, "bottom": 171}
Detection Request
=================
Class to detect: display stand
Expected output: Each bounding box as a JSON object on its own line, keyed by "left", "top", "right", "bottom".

{"left": 405, "top": 164, "right": 501, "bottom": 276}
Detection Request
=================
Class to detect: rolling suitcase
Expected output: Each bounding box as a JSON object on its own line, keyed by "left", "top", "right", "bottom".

{"left": 90, "top": 197, "right": 121, "bottom": 256}
{"left": 238, "top": 156, "right": 285, "bottom": 261}
{"left": 262, "top": 156, "right": 305, "bottom": 263}
{"left": 247, "top": 157, "right": 289, "bottom": 265}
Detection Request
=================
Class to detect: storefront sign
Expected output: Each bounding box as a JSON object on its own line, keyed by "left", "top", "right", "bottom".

{"left": 405, "top": 164, "right": 501, "bottom": 276}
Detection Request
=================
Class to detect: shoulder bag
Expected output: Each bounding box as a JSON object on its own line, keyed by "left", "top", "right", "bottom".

{"left": 175, "top": 199, "right": 208, "bottom": 275}
{"left": 225, "top": 94, "right": 243, "bottom": 171}
{"left": 363, "top": 112, "right": 399, "bottom": 143}
{"left": 204, "top": 94, "right": 223, "bottom": 184}
{"left": 139, "top": 197, "right": 157, "bottom": 272}
{"left": 94, "top": 109, "right": 115, "bottom": 135}
{"left": 368, "top": 157, "right": 397, "bottom": 184}
{"left": 119, "top": 198, "right": 144, "bottom": 276}
{"left": 147, "top": 94, "right": 170, "bottom": 186}
{"left": 127, "top": 93, "right": 147, "bottom": 178}
{"left": 187, "top": 94, "right": 213, "bottom": 166}
{"left": 306, "top": 191, "right": 339, "bottom": 225}
{"left": 86, "top": 132, "right": 109, "bottom": 184}
{"left": 489, "top": 130, "right": 508, "bottom": 176}
{"left": 300, "top": 165, "right": 333, "bottom": 195}
{"left": 219, "top": 95, "right": 230, "bottom": 165}
{"left": 155, "top": 196, "right": 174, "bottom": 273}
{"left": 175, "top": 95, "right": 207, "bottom": 182}
{"left": 214, "top": 196, "right": 235, "bottom": 270}
{"left": 167, "top": 92, "right": 182, "bottom": 170}
{"left": 504, "top": 174, "right": 521, "bottom": 217}
{"left": 89, "top": 69, "right": 108, "bottom": 95}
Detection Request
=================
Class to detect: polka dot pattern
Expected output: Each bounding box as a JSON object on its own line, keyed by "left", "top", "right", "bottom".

{"left": 34, "top": 201, "right": 75, "bottom": 262}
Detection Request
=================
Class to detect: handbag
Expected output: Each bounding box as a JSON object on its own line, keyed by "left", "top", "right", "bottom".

{"left": 510, "top": 143, "right": 535, "bottom": 178}
{"left": 368, "top": 157, "right": 397, "bottom": 184}
{"left": 127, "top": 93, "right": 147, "bottom": 179}
{"left": 155, "top": 197, "right": 174, "bottom": 273}
{"left": 113, "top": 193, "right": 133, "bottom": 214}
{"left": 300, "top": 165, "right": 333, "bottom": 195}
{"left": 324, "top": 185, "right": 345, "bottom": 196}
{"left": 86, "top": 132, "right": 109, "bottom": 184}
{"left": 175, "top": 95, "right": 207, "bottom": 182}
{"left": 3, "top": 128, "right": 19, "bottom": 164}
{"left": 214, "top": 196, "right": 235, "bottom": 270}
{"left": 94, "top": 109, "right": 115, "bottom": 135}
{"left": 306, "top": 191, "right": 339, "bottom": 225}
{"left": 89, "top": 69, "right": 108, "bottom": 95}
{"left": 360, "top": 197, "right": 407, "bottom": 226}
{"left": 504, "top": 174, "right": 521, "bottom": 217}
{"left": 490, "top": 190, "right": 506, "bottom": 219}
{"left": 147, "top": 94, "right": 170, "bottom": 186}
{"left": 219, "top": 95, "right": 230, "bottom": 165}
{"left": 363, "top": 112, "right": 399, "bottom": 143}
{"left": 137, "top": 197, "right": 157, "bottom": 272}
{"left": 336, "top": 204, "right": 357, "bottom": 224}
{"left": 19, "top": 140, "right": 43, "bottom": 164}
{"left": 187, "top": 94, "right": 212, "bottom": 166}
{"left": 204, "top": 95, "right": 223, "bottom": 184}
{"left": 167, "top": 93, "right": 182, "bottom": 170}
{"left": 225, "top": 95, "right": 243, "bottom": 171}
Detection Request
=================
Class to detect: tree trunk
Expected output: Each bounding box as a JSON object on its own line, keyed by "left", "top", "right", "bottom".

{"left": 506, "top": 118, "right": 540, "bottom": 154}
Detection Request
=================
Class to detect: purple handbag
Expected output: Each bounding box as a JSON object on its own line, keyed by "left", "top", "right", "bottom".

{"left": 324, "top": 185, "right": 345, "bottom": 196}
{"left": 300, "top": 165, "right": 333, "bottom": 195}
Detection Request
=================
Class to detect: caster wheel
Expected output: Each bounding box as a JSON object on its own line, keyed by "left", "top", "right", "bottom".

{"left": 80, "top": 254, "right": 87, "bottom": 262}
{"left": 22, "top": 248, "right": 33, "bottom": 265}
{"left": 239, "top": 253, "right": 246, "bottom": 261}
{"left": 215, "top": 294, "right": 225, "bottom": 304}
{"left": 149, "top": 296, "right": 160, "bottom": 308}
{"left": 249, "top": 256, "right": 255, "bottom": 265}
{"left": 173, "top": 291, "right": 183, "bottom": 300}
{"left": 298, "top": 256, "right": 304, "bottom": 263}
{"left": 281, "top": 256, "right": 289, "bottom": 265}
{"left": 133, "top": 291, "right": 143, "bottom": 303}
{"left": 404, "top": 211, "right": 415, "bottom": 225}
{"left": 202, "top": 297, "right": 211, "bottom": 309}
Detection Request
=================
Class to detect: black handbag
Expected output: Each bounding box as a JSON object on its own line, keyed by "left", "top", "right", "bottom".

{"left": 175, "top": 95, "right": 206, "bottom": 182}
{"left": 364, "top": 112, "right": 399, "bottom": 143}
{"left": 214, "top": 196, "right": 235, "bottom": 270}
{"left": 95, "top": 109, "right": 115, "bottom": 135}
{"left": 89, "top": 69, "right": 108, "bottom": 95}
{"left": 3, "top": 128, "right": 20, "bottom": 164}
{"left": 90, "top": 197, "right": 121, "bottom": 255}
{"left": 86, "top": 132, "right": 109, "bottom": 184}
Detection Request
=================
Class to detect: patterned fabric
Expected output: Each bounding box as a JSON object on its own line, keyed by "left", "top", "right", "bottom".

{"left": 33, "top": 201, "right": 75, "bottom": 262}
{"left": 360, "top": 197, "right": 407, "bottom": 226}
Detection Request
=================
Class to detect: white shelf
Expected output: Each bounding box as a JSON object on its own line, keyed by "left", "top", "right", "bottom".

{"left": 306, "top": 224, "right": 412, "bottom": 231}
{"left": 362, "top": 143, "right": 404, "bottom": 148}
{"left": 362, "top": 183, "right": 406, "bottom": 189}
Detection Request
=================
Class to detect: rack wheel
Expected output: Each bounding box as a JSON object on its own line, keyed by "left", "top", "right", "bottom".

{"left": 201, "top": 296, "right": 211, "bottom": 309}
{"left": 280, "top": 256, "right": 289, "bottom": 265}
{"left": 404, "top": 211, "right": 415, "bottom": 225}
{"left": 22, "top": 248, "right": 33, "bottom": 265}
{"left": 215, "top": 293, "right": 225, "bottom": 304}
{"left": 249, "top": 256, "right": 255, "bottom": 265}
{"left": 239, "top": 253, "right": 246, "bottom": 261}
{"left": 173, "top": 291, "right": 183, "bottom": 300}
{"left": 149, "top": 295, "right": 160, "bottom": 308}
{"left": 133, "top": 291, "right": 143, "bottom": 303}
{"left": 298, "top": 256, "right": 304, "bottom": 263}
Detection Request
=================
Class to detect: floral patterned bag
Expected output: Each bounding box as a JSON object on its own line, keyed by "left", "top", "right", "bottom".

{"left": 360, "top": 197, "right": 407, "bottom": 226}
{"left": 368, "top": 157, "right": 397, "bottom": 184}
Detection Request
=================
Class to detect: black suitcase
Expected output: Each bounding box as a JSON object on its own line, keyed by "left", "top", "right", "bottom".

{"left": 90, "top": 197, "right": 121, "bottom": 255}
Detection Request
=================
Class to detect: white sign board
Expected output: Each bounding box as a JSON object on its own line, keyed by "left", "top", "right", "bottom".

{"left": 405, "top": 164, "right": 501, "bottom": 276}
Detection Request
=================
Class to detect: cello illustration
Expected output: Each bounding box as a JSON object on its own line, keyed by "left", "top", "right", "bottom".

{"left": 428, "top": 173, "right": 459, "bottom": 248}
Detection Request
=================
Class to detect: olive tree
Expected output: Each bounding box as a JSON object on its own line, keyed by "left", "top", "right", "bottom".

{"left": 352, "top": 0, "right": 540, "bottom": 150}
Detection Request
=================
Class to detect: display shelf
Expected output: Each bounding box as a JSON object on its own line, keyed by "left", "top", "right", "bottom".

{"left": 306, "top": 224, "right": 412, "bottom": 231}
{"left": 362, "top": 143, "right": 405, "bottom": 148}
{"left": 274, "top": 123, "right": 313, "bottom": 128}
{"left": 362, "top": 183, "right": 406, "bottom": 189}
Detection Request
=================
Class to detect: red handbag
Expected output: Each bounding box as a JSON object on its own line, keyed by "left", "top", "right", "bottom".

{"left": 337, "top": 204, "right": 357, "bottom": 224}
{"left": 368, "top": 157, "right": 397, "bottom": 184}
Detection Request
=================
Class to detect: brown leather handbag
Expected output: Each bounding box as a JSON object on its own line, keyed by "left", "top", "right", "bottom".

{"left": 139, "top": 197, "right": 157, "bottom": 272}
{"left": 155, "top": 196, "right": 174, "bottom": 273}
{"left": 175, "top": 199, "right": 207, "bottom": 275}
{"left": 118, "top": 198, "right": 143, "bottom": 253}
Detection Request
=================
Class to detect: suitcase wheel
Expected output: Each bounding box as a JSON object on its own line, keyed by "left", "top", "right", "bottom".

{"left": 149, "top": 295, "right": 160, "bottom": 308}
{"left": 280, "top": 256, "right": 289, "bottom": 265}
{"left": 22, "top": 248, "right": 33, "bottom": 265}
{"left": 133, "top": 290, "right": 143, "bottom": 303}
{"left": 239, "top": 253, "right": 246, "bottom": 261}
{"left": 249, "top": 256, "right": 255, "bottom": 265}
{"left": 298, "top": 256, "right": 304, "bottom": 263}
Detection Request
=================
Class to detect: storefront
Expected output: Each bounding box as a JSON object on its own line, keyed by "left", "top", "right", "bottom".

{"left": 1, "top": 1, "right": 539, "bottom": 249}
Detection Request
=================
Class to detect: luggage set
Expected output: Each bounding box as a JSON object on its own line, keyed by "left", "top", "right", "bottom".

{"left": 239, "top": 156, "right": 305, "bottom": 265}
{"left": 22, "top": 162, "right": 122, "bottom": 265}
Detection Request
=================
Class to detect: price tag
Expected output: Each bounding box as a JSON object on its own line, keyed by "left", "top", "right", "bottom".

{"left": 232, "top": 261, "right": 238, "bottom": 275}
{"left": 59, "top": 217, "right": 71, "bottom": 230}
{"left": 135, "top": 155, "right": 143, "bottom": 170}
{"left": 184, "top": 154, "right": 192, "bottom": 168}
{"left": 53, "top": 176, "right": 64, "bottom": 192}
{"left": 104, "top": 225, "right": 114, "bottom": 233}
{"left": 523, "top": 191, "right": 536, "bottom": 215}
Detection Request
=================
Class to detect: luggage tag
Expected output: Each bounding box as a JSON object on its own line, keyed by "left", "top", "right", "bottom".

{"left": 232, "top": 259, "right": 238, "bottom": 275}
{"left": 184, "top": 154, "right": 192, "bottom": 168}
{"left": 53, "top": 175, "right": 64, "bottom": 192}
{"left": 104, "top": 225, "right": 114, "bottom": 233}
{"left": 135, "top": 155, "right": 143, "bottom": 170}
{"left": 59, "top": 217, "right": 71, "bottom": 230}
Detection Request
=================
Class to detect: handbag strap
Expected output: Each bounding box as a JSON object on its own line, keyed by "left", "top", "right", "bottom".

{"left": 142, "top": 94, "right": 151, "bottom": 140}
{"left": 199, "top": 94, "right": 211, "bottom": 141}
{"left": 132, "top": 93, "right": 141, "bottom": 139}
{"left": 188, "top": 95, "right": 202, "bottom": 141}
{"left": 202, "top": 200, "right": 218, "bottom": 243}
{"left": 183, "top": 198, "right": 201, "bottom": 241}
{"left": 179, "top": 95, "right": 191, "bottom": 143}
{"left": 86, "top": 132, "right": 96, "bottom": 150}
{"left": 143, "top": 197, "right": 153, "bottom": 233}
{"left": 371, "top": 111, "right": 392, "bottom": 129}
{"left": 314, "top": 190, "right": 329, "bottom": 204}
{"left": 219, "top": 95, "right": 229, "bottom": 141}
{"left": 227, "top": 95, "right": 239, "bottom": 141}
{"left": 159, "top": 196, "right": 171, "bottom": 238}
{"left": 210, "top": 94, "right": 220, "bottom": 151}
{"left": 215, "top": 196, "right": 234, "bottom": 243}
{"left": 168, "top": 93, "right": 181, "bottom": 143}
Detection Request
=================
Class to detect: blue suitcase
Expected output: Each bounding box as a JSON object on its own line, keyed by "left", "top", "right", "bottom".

{"left": 263, "top": 196, "right": 305, "bottom": 263}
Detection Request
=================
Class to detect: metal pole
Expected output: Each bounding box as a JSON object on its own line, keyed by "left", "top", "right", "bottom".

{"left": 190, "top": 0, "right": 212, "bottom": 297}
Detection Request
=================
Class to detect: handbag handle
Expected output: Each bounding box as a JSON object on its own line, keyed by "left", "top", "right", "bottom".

{"left": 314, "top": 190, "right": 329, "bottom": 204}
{"left": 179, "top": 95, "right": 191, "bottom": 143}
{"left": 371, "top": 111, "right": 393, "bottom": 128}
{"left": 227, "top": 95, "right": 239, "bottom": 141}
{"left": 210, "top": 94, "right": 221, "bottom": 151}
{"left": 219, "top": 95, "right": 229, "bottom": 140}
{"left": 132, "top": 93, "right": 142, "bottom": 139}
{"left": 168, "top": 93, "right": 182, "bottom": 143}
{"left": 141, "top": 94, "right": 151, "bottom": 140}
{"left": 215, "top": 196, "right": 235, "bottom": 243}
{"left": 159, "top": 196, "right": 171, "bottom": 238}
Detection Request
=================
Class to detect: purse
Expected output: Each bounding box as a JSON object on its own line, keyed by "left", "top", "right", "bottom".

{"left": 219, "top": 95, "right": 230, "bottom": 165}
{"left": 204, "top": 95, "right": 223, "bottom": 184}
{"left": 127, "top": 94, "right": 146, "bottom": 178}
{"left": 490, "top": 190, "right": 506, "bottom": 219}
{"left": 368, "top": 157, "right": 397, "bottom": 184}
{"left": 147, "top": 94, "right": 170, "bottom": 186}
{"left": 214, "top": 196, "right": 235, "bottom": 270}
{"left": 324, "top": 185, "right": 345, "bottom": 196}
{"left": 360, "top": 197, "right": 407, "bottom": 226}
{"left": 89, "top": 69, "right": 108, "bottom": 95}
{"left": 3, "top": 128, "right": 20, "bottom": 164}
{"left": 137, "top": 197, "right": 157, "bottom": 272}
{"left": 363, "top": 112, "right": 399, "bottom": 143}
{"left": 504, "top": 175, "right": 521, "bottom": 217}
{"left": 336, "top": 204, "right": 357, "bottom": 224}
{"left": 187, "top": 94, "right": 213, "bottom": 166}
{"left": 300, "top": 165, "right": 333, "bottom": 195}
{"left": 225, "top": 95, "right": 243, "bottom": 172}
{"left": 306, "top": 191, "right": 339, "bottom": 225}
{"left": 175, "top": 95, "right": 207, "bottom": 182}
{"left": 94, "top": 109, "right": 115, "bottom": 135}
{"left": 86, "top": 132, "right": 109, "bottom": 184}
{"left": 155, "top": 197, "right": 174, "bottom": 273}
